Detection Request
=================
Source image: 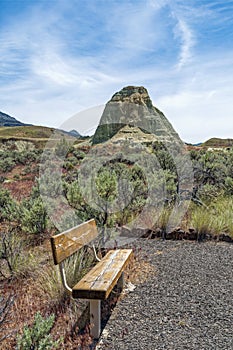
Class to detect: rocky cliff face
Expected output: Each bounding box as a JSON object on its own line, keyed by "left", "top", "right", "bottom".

{"left": 92, "top": 86, "right": 181, "bottom": 145}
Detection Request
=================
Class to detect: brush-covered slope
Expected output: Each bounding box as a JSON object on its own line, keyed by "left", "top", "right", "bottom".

{"left": 203, "top": 138, "right": 233, "bottom": 148}
{"left": 0, "top": 111, "right": 82, "bottom": 148}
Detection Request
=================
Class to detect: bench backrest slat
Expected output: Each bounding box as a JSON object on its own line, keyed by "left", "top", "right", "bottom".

{"left": 51, "top": 219, "right": 98, "bottom": 265}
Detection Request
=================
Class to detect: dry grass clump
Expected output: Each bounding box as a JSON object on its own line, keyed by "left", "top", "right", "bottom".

{"left": 0, "top": 230, "right": 37, "bottom": 280}
{"left": 190, "top": 196, "right": 233, "bottom": 238}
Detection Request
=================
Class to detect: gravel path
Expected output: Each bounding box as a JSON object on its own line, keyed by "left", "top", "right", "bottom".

{"left": 96, "top": 239, "right": 233, "bottom": 350}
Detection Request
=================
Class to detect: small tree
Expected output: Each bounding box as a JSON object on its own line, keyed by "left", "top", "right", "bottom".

{"left": 55, "top": 137, "right": 70, "bottom": 157}
{"left": 20, "top": 198, "right": 48, "bottom": 235}
{"left": 0, "top": 188, "right": 19, "bottom": 222}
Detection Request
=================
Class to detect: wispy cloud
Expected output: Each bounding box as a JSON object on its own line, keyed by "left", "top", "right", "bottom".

{"left": 173, "top": 18, "right": 195, "bottom": 69}
{"left": 0, "top": 0, "right": 232, "bottom": 142}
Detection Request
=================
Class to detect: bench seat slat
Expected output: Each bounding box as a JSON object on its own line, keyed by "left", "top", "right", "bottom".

{"left": 72, "top": 249, "right": 132, "bottom": 300}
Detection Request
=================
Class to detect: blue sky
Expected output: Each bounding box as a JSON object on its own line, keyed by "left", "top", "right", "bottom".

{"left": 0, "top": 0, "right": 233, "bottom": 143}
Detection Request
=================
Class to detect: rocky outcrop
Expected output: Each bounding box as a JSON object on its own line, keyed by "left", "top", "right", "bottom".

{"left": 92, "top": 86, "right": 181, "bottom": 145}
{"left": 88, "top": 86, "right": 194, "bottom": 235}
{"left": 141, "top": 226, "right": 233, "bottom": 243}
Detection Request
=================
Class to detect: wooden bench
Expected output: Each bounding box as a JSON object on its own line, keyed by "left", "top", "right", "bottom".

{"left": 50, "top": 219, "right": 133, "bottom": 338}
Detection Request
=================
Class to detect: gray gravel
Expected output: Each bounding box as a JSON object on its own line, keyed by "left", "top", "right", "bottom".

{"left": 96, "top": 239, "right": 233, "bottom": 350}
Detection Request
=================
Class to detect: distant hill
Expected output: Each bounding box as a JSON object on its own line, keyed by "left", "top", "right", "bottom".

{"left": 60, "top": 129, "right": 81, "bottom": 138}
{"left": 0, "top": 125, "right": 84, "bottom": 149}
{"left": 0, "top": 111, "right": 31, "bottom": 127}
{"left": 193, "top": 142, "right": 203, "bottom": 146}
{"left": 202, "top": 138, "right": 233, "bottom": 148}
{"left": 0, "top": 125, "right": 62, "bottom": 139}
{"left": 0, "top": 111, "right": 82, "bottom": 147}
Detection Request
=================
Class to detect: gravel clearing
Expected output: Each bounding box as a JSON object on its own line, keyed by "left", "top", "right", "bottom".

{"left": 96, "top": 239, "right": 233, "bottom": 350}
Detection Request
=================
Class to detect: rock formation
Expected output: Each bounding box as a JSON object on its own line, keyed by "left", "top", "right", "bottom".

{"left": 90, "top": 86, "right": 194, "bottom": 235}
{"left": 92, "top": 86, "right": 181, "bottom": 145}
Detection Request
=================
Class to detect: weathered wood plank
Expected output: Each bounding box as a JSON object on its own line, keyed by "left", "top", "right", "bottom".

{"left": 72, "top": 249, "right": 133, "bottom": 299}
{"left": 51, "top": 219, "right": 98, "bottom": 265}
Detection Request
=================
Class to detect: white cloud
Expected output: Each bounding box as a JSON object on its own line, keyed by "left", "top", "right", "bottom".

{"left": 0, "top": 0, "right": 232, "bottom": 143}
{"left": 156, "top": 55, "right": 233, "bottom": 143}
{"left": 174, "top": 18, "right": 195, "bottom": 69}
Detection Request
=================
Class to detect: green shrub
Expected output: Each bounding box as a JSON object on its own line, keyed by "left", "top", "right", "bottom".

{"left": 13, "top": 174, "right": 21, "bottom": 180}
{"left": 16, "top": 312, "right": 61, "bottom": 350}
{"left": 0, "top": 188, "right": 12, "bottom": 208}
{"left": 63, "top": 160, "right": 74, "bottom": 171}
{"left": 0, "top": 176, "right": 6, "bottom": 183}
{"left": 224, "top": 177, "right": 233, "bottom": 195}
{"left": 15, "top": 150, "right": 38, "bottom": 165}
{"left": 20, "top": 198, "right": 48, "bottom": 235}
{"left": 21, "top": 165, "right": 31, "bottom": 175}
{"left": 197, "top": 183, "right": 223, "bottom": 202}
{"left": 72, "top": 149, "right": 86, "bottom": 160}
{"left": 0, "top": 157, "right": 15, "bottom": 172}
{"left": 39, "top": 168, "right": 63, "bottom": 198}
{"left": 55, "top": 138, "right": 69, "bottom": 157}
{"left": 0, "top": 188, "right": 19, "bottom": 222}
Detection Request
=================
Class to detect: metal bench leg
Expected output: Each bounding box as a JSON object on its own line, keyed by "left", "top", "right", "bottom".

{"left": 90, "top": 299, "right": 101, "bottom": 338}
